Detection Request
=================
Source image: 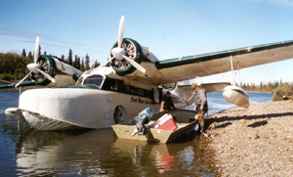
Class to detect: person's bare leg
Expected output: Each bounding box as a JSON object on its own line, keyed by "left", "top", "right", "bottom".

{"left": 198, "top": 113, "right": 209, "bottom": 137}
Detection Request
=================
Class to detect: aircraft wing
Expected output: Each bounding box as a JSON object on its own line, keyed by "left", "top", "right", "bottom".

{"left": 52, "top": 57, "right": 82, "bottom": 76}
{"left": 156, "top": 40, "right": 293, "bottom": 83}
{"left": 0, "top": 80, "right": 49, "bottom": 89}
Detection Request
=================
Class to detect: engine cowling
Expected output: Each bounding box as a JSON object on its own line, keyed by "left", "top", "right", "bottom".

{"left": 110, "top": 38, "right": 143, "bottom": 76}
{"left": 30, "top": 55, "right": 56, "bottom": 84}
{"left": 223, "top": 85, "right": 249, "bottom": 108}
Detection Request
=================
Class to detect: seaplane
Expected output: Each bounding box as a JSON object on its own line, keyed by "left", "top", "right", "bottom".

{"left": 2, "top": 16, "right": 293, "bottom": 130}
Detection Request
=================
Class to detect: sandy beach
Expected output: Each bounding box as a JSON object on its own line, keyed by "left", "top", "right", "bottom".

{"left": 206, "top": 100, "right": 293, "bottom": 177}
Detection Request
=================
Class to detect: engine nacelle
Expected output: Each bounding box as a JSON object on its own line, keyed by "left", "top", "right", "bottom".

{"left": 110, "top": 38, "right": 143, "bottom": 76}
{"left": 30, "top": 55, "right": 56, "bottom": 83}
{"left": 223, "top": 85, "right": 249, "bottom": 108}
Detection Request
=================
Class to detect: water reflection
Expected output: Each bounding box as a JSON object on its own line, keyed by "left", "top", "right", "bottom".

{"left": 15, "top": 129, "right": 216, "bottom": 177}
{"left": 16, "top": 130, "right": 114, "bottom": 176}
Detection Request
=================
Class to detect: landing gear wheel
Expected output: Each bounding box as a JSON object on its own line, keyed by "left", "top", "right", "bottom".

{"left": 110, "top": 38, "right": 142, "bottom": 76}
{"left": 113, "top": 106, "right": 128, "bottom": 124}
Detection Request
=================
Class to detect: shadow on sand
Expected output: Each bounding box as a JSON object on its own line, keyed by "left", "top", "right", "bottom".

{"left": 205, "top": 112, "right": 293, "bottom": 129}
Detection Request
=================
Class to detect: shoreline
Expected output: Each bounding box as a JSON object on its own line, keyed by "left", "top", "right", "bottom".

{"left": 205, "top": 101, "right": 293, "bottom": 177}
{"left": 247, "top": 90, "right": 272, "bottom": 94}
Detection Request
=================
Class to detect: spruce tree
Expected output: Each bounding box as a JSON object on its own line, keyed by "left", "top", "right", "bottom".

{"left": 77, "top": 57, "right": 81, "bottom": 69}
{"left": 60, "top": 55, "right": 65, "bottom": 61}
{"left": 74, "top": 55, "right": 78, "bottom": 68}
{"left": 77, "top": 56, "right": 81, "bottom": 69}
{"left": 38, "top": 45, "right": 42, "bottom": 57}
{"left": 74, "top": 55, "right": 81, "bottom": 69}
{"left": 68, "top": 49, "right": 73, "bottom": 65}
{"left": 81, "top": 59, "right": 85, "bottom": 71}
{"left": 85, "top": 54, "right": 90, "bottom": 70}
{"left": 27, "top": 51, "right": 33, "bottom": 62}
{"left": 92, "top": 60, "right": 100, "bottom": 68}
{"left": 21, "top": 49, "right": 27, "bottom": 57}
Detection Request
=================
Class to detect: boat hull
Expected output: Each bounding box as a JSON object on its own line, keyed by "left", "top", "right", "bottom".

{"left": 112, "top": 121, "right": 198, "bottom": 144}
{"left": 18, "top": 88, "right": 116, "bottom": 130}
{"left": 22, "top": 110, "right": 83, "bottom": 130}
{"left": 16, "top": 88, "right": 156, "bottom": 131}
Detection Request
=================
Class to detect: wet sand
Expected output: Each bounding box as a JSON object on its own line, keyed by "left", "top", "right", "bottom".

{"left": 206, "top": 101, "right": 293, "bottom": 177}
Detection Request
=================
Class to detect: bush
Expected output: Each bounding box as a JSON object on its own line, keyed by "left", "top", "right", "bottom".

{"left": 272, "top": 84, "right": 293, "bottom": 101}
{"left": 0, "top": 73, "right": 15, "bottom": 81}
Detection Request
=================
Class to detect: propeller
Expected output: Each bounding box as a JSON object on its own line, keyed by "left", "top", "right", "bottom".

{"left": 15, "top": 36, "right": 56, "bottom": 88}
{"left": 117, "top": 16, "right": 125, "bottom": 48}
{"left": 121, "top": 55, "right": 146, "bottom": 74}
{"left": 34, "top": 67, "right": 56, "bottom": 83}
{"left": 15, "top": 71, "right": 33, "bottom": 88}
{"left": 110, "top": 16, "right": 147, "bottom": 75}
{"left": 34, "top": 36, "right": 40, "bottom": 63}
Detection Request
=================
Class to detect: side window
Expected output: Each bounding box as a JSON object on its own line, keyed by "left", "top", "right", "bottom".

{"left": 83, "top": 75, "right": 104, "bottom": 88}
{"left": 102, "top": 77, "right": 153, "bottom": 99}
{"left": 102, "top": 78, "right": 118, "bottom": 90}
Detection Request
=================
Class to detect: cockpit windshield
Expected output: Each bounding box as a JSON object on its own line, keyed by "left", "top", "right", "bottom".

{"left": 82, "top": 75, "right": 104, "bottom": 89}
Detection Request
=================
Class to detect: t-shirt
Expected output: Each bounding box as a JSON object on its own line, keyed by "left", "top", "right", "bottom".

{"left": 189, "top": 89, "right": 208, "bottom": 112}
{"left": 162, "top": 94, "right": 175, "bottom": 111}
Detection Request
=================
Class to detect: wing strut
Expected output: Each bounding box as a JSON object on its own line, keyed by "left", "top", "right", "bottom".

{"left": 230, "top": 55, "right": 239, "bottom": 85}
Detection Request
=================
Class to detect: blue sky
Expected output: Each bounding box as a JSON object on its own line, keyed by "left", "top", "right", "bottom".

{"left": 1, "top": 0, "right": 293, "bottom": 83}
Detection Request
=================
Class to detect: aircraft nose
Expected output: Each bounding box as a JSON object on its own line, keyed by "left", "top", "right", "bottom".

{"left": 111, "top": 47, "right": 125, "bottom": 60}
{"left": 19, "top": 88, "right": 114, "bottom": 129}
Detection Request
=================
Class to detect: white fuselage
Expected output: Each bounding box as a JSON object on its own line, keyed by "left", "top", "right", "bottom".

{"left": 18, "top": 88, "right": 156, "bottom": 130}
{"left": 16, "top": 66, "right": 159, "bottom": 130}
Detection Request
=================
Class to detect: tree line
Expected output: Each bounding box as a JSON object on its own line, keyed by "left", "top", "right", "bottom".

{"left": 239, "top": 81, "right": 291, "bottom": 93}
{"left": 0, "top": 49, "right": 100, "bottom": 82}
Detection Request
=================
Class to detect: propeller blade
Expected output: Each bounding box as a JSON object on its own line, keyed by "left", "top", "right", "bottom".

{"left": 35, "top": 68, "right": 56, "bottom": 83}
{"left": 15, "top": 71, "right": 33, "bottom": 88}
{"left": 34, "top": 35, "right": 40, "bottom": 63}
{"left": 122, "top": 55, "right": 146, "bottom": 74}
{"left": 108, "top": 56, "right": 115, "bottom": 62}
{"left": 117, "top": 16, "right": 125, "bottom": 48}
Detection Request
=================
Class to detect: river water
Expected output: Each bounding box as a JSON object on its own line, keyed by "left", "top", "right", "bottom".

{"left": 0, "top": 91, "right": 271, "bottom": 177}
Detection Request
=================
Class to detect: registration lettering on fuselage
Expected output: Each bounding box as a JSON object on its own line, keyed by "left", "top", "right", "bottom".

{"left": 130, "top": 97, "right": 153, "bottom": 104}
